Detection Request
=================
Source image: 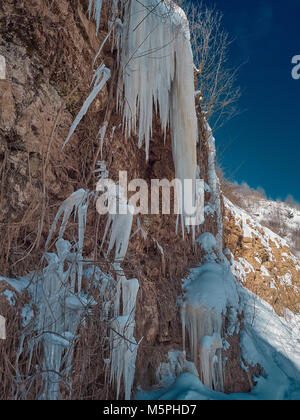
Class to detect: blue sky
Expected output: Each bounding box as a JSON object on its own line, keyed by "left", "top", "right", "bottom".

{"left": 190, "top": 0, "right": 300, "bottom": 202}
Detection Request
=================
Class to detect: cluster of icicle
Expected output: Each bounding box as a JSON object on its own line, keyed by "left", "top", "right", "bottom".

{"left": 109, "top": 265, "right": 140, "bottom": 400}
{"left": 3, "top": 186, "right": 139, "bottom": 400}
{"left": 181, "top": 303, "right": 224, "bottom": 392}
{"left": 181, "top": 234, "right": 225, "bottom": 392}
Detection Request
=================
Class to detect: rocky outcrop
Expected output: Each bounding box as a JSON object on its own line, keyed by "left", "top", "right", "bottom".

{"left": 224, "top": 197, "right": 300, "bottom": 315}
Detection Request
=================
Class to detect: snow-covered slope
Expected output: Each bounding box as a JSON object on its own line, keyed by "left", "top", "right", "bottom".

{"left": 224, "top": 197, "right": 300, "bottom": 315}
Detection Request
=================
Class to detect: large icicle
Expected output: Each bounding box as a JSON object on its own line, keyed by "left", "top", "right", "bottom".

{"left": 0, "top": 55, "right": 6, "bottom": 80}
{"left": 64, "top": 65, "right": 111, "bottom": 148}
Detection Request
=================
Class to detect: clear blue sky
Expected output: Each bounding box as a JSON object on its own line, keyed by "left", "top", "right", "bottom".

{"left": 189, "top": 0, "right": 300, "bottom": 202}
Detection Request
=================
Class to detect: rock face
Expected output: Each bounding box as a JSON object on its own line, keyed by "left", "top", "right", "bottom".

{"left": 224, "top": 197, "right": 300, "bottom": 315}
{"left": 0, "top": 0, "right": 227, "bottom": 400}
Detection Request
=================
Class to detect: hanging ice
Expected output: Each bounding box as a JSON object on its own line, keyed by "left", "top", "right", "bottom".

{"left": 181, "top": 259, "right": 239, "bottom": 392}
{"left": 109, "top": 268, "right": 139, "bottom": 400}
{"left": 0, "top": 55, "right": 6, "bottom": 80}
{"left": 67, "top": 1, "right": 198, "bottom": 232}
{"left": 45, "top": 189, "right": 90, "bottom": 292}
{"left": 88, "top": 0, "right": 103, "bottom": 33}
{"left": 0, "top": 315, "right": 6, "bottom": 339}
{"left": 205, "top": 121, "right": 223, "bottom": 250}
{"left": 118, "top": 1, "right": 198, "bottom": 216}
{"left": 98, "top": 184, "right": 134, "bottom": 263}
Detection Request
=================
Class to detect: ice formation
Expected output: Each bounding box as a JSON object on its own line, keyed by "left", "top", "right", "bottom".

{"left": 118, "top": 0, "right": 197, "bottom": 225}
{"left": 64, "top": 65, "right": 111, "bottom": 148}
{"left": 0, "top": 55, "right": 6, "bottom": 80}
{"left": 109, "top": 268, "right": 139, "bottom": 400}
{"left": 181, "top": 255, "right": 239, "bottom": 391}
{"left": 45, "top": 189, "right": 91, "bottom": 292}
{"left": 156, "top": 351, "right": 199, "bottom": 388}
{"left": 205, "top": 121, "right": 223, "bottom": 250}
{"left": 98, "top": 184, "right": 134, "bottom": 263}
{"left": 0, "top": 315, "right": 6, "bottom": 340}
{"left": 73, "top": 1, "right": 198, "bottom": 230}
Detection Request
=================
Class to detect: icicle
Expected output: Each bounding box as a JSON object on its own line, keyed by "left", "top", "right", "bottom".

{"left": 0, "top": 55, "right": 6, "bottom": 80}
{"left": 122, "top": 277, "right": 139, "bottom": 317}
{"left": 45, "top": 189, "right": 90, "bottom": 292}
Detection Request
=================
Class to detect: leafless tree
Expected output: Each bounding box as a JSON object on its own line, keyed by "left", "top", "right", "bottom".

{"left": 179, "top": 1, "right": 242, "bottom": 129}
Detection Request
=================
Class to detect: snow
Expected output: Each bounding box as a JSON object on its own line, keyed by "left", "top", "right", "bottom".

{"left": 0, "top": 55, "right": 6, "bottom": 79}
{"left": 225, "top": 193, "right": 300, "bottom": 258}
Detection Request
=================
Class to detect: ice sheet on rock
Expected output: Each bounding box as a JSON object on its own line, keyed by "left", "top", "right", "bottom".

{"left": 117, "top": 0, "right": 197, "bottom": 228}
